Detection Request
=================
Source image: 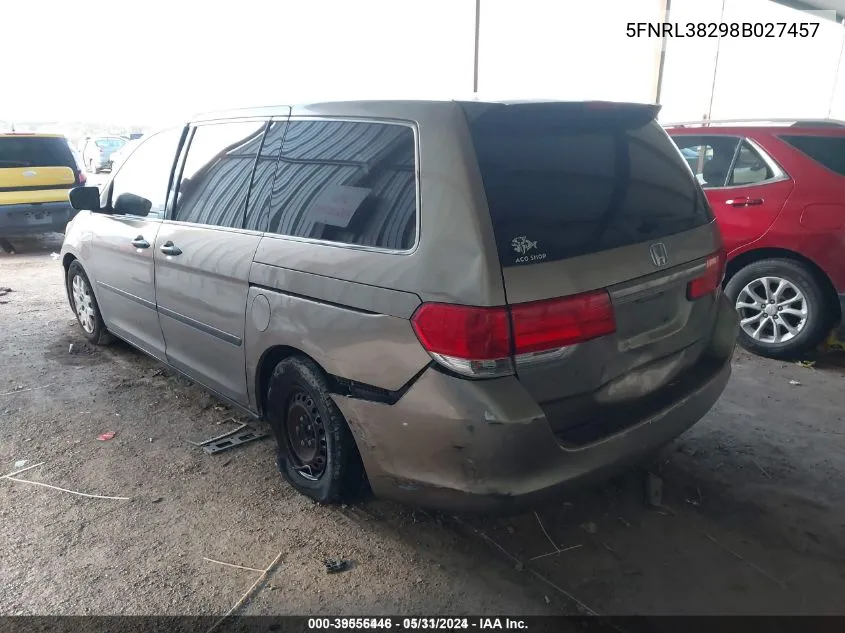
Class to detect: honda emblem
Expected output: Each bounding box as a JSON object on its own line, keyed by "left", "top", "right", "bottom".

{"left": 649, "top": 242, "right": 669, "bottom": 268}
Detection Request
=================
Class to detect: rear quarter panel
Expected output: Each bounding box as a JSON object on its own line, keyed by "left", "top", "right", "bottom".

{"left": 244, "top": 261, "right": 431, "bottom": 412}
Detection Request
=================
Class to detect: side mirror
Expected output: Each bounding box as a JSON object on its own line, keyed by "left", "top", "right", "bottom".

{"left": 69, "top": 186, "right": 101, "bottom": 211}
{"left": 114, "top": 192, "right": 152, "bottom": 217}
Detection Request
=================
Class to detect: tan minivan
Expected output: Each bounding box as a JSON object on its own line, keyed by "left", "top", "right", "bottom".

{"left": 61, "top": 100, "right": 738, "bottom": 512}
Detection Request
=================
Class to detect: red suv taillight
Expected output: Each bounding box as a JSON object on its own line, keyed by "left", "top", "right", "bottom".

{"left": 687, "top": 250, "right": 726, "bottom": 300}
{"left": 411, "top": 290, "right": 616, "bottom": 378}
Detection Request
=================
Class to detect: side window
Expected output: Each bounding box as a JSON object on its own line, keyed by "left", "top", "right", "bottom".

{"left": 266, "top": 120, "right": 417, "bottom": 250}
{"left": 672, "top": 135, "right": 740, "bottom": 189}
{"left": 244, "top": 120, "right": 287, "bottom": 232}
{"left": 173, "top": 120, "right": 266, "bottom": 229}
{"left": 729, "top": 141, "right": 775, "bottom": 186}
{"left": 110, "top": 128, "right": 182, "bottom": 218}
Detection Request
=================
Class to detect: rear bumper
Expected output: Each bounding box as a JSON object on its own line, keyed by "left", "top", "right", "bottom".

{"left": 0, "top": 201, "right": 75, "bottom": 236}
{"left": 334, "top": 295, "right": 737, "bottom": 514}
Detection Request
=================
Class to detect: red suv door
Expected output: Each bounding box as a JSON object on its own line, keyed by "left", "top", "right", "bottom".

{"left": 672, "top": 134, "right": 794, "bottom": 253}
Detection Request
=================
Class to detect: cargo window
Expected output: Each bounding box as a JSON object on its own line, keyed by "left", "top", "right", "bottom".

{"left": 779, "top": 134, "right": 845, "bottom": 176}
{"left": 264, "top": 120, "right": 417, "bottom": 251}
{"left": 463, "top": 103, "right": 712, "bottom": 267}
{"left": 0, "top": 137, "right": 76, "bottom": 169}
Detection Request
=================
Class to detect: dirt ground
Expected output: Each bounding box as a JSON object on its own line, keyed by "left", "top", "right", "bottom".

{"left": 1, "top": 233, "right": 844, "bottom": 617}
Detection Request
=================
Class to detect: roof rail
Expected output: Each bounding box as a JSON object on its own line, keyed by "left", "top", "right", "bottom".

{"left": 663, "top": 118, "right": 845, "bottom": 128}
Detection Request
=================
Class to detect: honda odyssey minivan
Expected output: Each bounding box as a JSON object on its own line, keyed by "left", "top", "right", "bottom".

{"left": 61, "top": 100, "right": 737, "bottom": 512}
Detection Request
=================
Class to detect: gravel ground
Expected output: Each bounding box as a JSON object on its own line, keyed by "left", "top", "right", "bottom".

{"left": 1, "top": 233, "right": 844, "bottom": 617}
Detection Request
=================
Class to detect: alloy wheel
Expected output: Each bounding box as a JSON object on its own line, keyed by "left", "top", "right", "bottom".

{"left": 71, "top": 274, "right": 96, "bottom": 334}
{"left": 735, "top": 276, "right": 808, "bottom": 344}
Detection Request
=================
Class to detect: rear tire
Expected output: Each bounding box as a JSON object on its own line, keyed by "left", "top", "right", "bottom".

{"left": 66, "top": 261, "right": 113, "bottom": 345}
{"left": 724, "top": 258, "right": 830, "bottom": 359}
{"left": 266, "top": 356, "right": 364, "bottom": 504}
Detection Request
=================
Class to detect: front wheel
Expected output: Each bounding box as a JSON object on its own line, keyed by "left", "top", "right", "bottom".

{"left": 66, "top": 261, "right": 113, "bottom": 345}
{"left": 724, "top": 258, "right": 830, "bottom": 359}
{"left": 266, "top": 356, "right": 364, "bottom": 504}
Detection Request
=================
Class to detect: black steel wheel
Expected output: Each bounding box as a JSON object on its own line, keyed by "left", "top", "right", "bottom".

{"left": 284, "top": 389, "right": 328, "bottom": 480}
{"left": 266, "top": 356, "right": 364, "bottom": 504}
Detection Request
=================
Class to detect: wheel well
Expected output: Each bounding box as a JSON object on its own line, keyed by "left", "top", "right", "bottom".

{"left": 62, "top": 253, "right": 76, "bottom": 273}
{"left": 725, "top": 247, "right": 841, "bottom": 324}
{"left": 255, "top": 345, "right": 326, "bottom": 419}
{"left": 62, "top": 254, "right": 77, "bottom": 304}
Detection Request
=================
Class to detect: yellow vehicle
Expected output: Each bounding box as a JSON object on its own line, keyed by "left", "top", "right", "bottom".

{"left": 0, "top": 133, "right": 86, "bottom": 247}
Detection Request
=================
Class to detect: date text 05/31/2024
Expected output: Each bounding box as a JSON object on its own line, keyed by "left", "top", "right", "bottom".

{"left": 307, "top": 618, "right": 529, "bottom": 630}
{"left": 627, "top": 21, "right": 820, "bottom": 38}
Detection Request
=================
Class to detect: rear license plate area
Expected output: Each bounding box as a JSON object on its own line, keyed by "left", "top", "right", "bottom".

{"left": 26, "top": 210, "right": 53, "bottom": 224}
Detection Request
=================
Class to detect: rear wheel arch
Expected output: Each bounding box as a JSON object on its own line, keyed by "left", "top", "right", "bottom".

{"left": 255, "top": 345, "right": 308, "bottom": 418}
{"left": 258, "top": 348, "right": 367, "bottom": 503}
{"left": 725, "top": 247, "right": 840, "bottom": 326}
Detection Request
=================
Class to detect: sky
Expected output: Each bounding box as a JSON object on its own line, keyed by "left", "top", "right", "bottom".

{"left": 3, "top": 0, "right": 843, "bottom": 127}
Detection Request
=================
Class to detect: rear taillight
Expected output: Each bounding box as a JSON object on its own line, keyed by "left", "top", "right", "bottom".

{"left": 410, "top": 303, "right": 512, "bottom": 378}
{"left": 77, "top": 170, "right": 87, "bottom": 185}
{"left": 511, "top": 291, "right": 616, "bottom": 356}
{"left": 410, "top": 290, "right": 616, "bottom": 378}
{"left": 687, "top": 250, "right": 726, "bottom": 300}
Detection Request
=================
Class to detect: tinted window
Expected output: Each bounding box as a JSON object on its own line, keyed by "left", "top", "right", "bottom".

{"left": 464, "top": 103, "right": 712, "bottom": 266}
{"left": 266, "top": 120, "right": 417, "bottom": 250}
{"left": 244, "top": 120, "right": 286, "bottom": 232}
{"left": 174, "top": 121, "right": 266, "bottom": 228}
{"left": 0, "top": 136, "right": 76, "bottom": 169}
{"left": 110, "top": 128, "right": 182, "bottom": 219}
{"left": 779, "top": 135, "right": 845, "bottom": 176}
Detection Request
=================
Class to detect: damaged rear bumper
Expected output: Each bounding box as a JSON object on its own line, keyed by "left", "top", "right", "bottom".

{"left": 333, "top": 295, "right": 737, "bottom": 514}
{"left": 334, "top": 357, "right": 730, "bottom": 514}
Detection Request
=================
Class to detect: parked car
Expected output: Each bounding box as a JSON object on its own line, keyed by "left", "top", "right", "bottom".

{"left": 0, "top": 132, "right": 87, "bottom": 242}
{"left": 666, "top": 120, "right": 845, "bottom": 359}
{"left": 61, "top": 100, "right": 737, "bottom": 512}
{"left": 81, "top": 136, "right": 126, "bottom": 173}
{"left": 109, "top": 138, "right": 142, "bottom": 171}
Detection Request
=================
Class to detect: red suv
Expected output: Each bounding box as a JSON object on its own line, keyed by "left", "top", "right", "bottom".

{"left": 666, "top": 120, "right": 845, "bottom": 359}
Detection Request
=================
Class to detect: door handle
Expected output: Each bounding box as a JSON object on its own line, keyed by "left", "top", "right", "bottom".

{"left": 726, "top": 197, "right": 764, "bottom": 207}
{"left": 160, "top": 241, "right": 182, "bottom": 256}
{"left": 131, "top": 236, "right": 150, "bottom": 249}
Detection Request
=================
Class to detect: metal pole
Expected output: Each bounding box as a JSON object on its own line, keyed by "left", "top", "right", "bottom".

{"left": 828, "top": 20, "right": 845, "bottom": 117}
{"left": 706, "top": 0, "right": 728, "bottom": 120}
{"left": 473, "top": 0, "right": 481, "bottom": 93}
{"left": 654, "top": 0, "right": 672, "bottom": 104}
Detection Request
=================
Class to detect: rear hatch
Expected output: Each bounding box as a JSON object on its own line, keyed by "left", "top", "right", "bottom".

{"left": 0, "top": 135, "right": 82, "bottom": 206}
{"left": 463, "top": 102, "right": 724, "bottom": 442}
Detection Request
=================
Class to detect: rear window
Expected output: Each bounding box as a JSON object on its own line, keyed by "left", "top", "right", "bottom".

{"left": 0, "top": 136, "right": 76, "bottom": 169}
{"left": 95, "top": 138, "right": 125, "bottom": 149}
{"left": 462, "top": 103, "right": 712, "bottom": 266}
{"left": 779, "top": 135, "right": 845, "bottom": 176}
